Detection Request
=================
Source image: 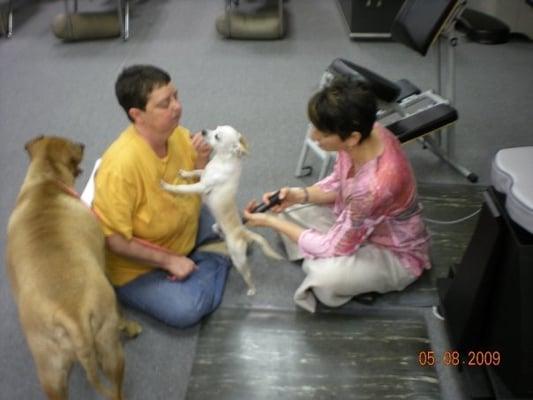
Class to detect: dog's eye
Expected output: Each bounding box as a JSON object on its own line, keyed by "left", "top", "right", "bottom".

{"left": 214, "top": 134, "right": 220, "bottom": 141}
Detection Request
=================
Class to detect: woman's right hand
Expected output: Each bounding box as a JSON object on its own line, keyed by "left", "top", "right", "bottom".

{"left": 261, "top": 187, "right": 302, "bottom": 213}
{"left": 163, "top": 255, "right": 197, "bottom": 281}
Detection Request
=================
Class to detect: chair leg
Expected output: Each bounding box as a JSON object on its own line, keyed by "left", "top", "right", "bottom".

{"left": 420, "top": 136, "right": 478, "bottom": 183}
{"left": 124, "top": 0, "right": 129, "bottom": 40}
{"left": 430, "top": 34, "right": 477, "bottom": 182}
{"left": 277, "top": 0, "right": 283, "bottom": 38}
{"left": 116, "top": 0, "right": 129, "bottom": 40}
{"left": 0, "top": 0, "right": 14, "bottom": 38}
{"left": 7, "top": 0, "right": 12, "bottom": 38}
{"left": 63, "top": 0, "right": 74, "bottom": 39}
{"left": 295, "top": 139, "right": 312, "bottom": 178}
{"left": 318, "top": 155, "right": 333, "bottom": 181}
{"left": 223, "top": 0, "right": 233, "bottom": 37}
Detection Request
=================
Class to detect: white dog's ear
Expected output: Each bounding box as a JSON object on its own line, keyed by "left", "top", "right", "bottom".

{"left": 232, "top": 136, "right": 249, "bottom": 157}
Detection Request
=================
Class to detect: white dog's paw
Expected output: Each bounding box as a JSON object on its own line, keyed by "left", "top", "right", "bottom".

{"left": 161, "top": 180, "right": 174, "bottom": 191}
{"left": 179, "top": 169, "right": 195, "bottom": 179}
{"left": 246, "top": 287, "right": 256, "bottom": 296}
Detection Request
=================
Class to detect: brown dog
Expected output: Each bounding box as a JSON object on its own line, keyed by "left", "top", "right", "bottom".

{"left": 6, "top": 136, "right": 141, "bottom": 400}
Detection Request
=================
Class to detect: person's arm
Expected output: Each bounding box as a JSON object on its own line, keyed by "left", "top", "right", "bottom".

{"left": 106, "top": 234, "right": 196, "bottom": 281}
{"left": 257, "top": 185, "right": 337, "bottom": 214}
{"left": 303, "top": 185, "right": 337, "bottom": 205}
{"left": 243, "top": 211, "right": 306, "bottom": 243}
{"left": 245, "top": 186, "right": 376, "bottom": 258}
{"left": 243, "top": 184, "right": 337, "bottom": 245}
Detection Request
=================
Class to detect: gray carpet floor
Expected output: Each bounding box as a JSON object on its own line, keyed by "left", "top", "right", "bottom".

{"left": 1, "top": 0, "right": 532, "bottom": 399}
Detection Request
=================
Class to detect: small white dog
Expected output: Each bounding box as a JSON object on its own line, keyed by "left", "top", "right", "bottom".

{"left": 161, "top": 125, "right": 282, "bottom": 295}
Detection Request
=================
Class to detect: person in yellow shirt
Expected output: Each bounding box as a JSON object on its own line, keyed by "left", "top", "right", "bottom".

{"left": 93, "top": 65, "right": 231, "bottom": 328}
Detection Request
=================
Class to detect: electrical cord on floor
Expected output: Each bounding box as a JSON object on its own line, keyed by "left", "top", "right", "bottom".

{"left": 424, "top": 208, "right": 481, "bottom": 225}
{"left": 283, "top": 200, "right": 482, "bottom": 226}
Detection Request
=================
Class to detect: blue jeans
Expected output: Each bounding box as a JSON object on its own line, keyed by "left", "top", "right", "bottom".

{"left": 115, "top": 207, "right": 231, "bottom": 328}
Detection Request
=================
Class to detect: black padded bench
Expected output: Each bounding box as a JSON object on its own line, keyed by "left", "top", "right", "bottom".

{"left": 388, "top": 103, "right": 457, "bottom": 144}
{"left": 295, "top": 0, "right": 477, "bottom": 183}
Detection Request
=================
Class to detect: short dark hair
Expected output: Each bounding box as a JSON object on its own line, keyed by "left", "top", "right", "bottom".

{"left": 115, "top": 65, "right": 171, "bottom": 121}
{"left": 307, "top": 77, "right": 377, "bottom": 142}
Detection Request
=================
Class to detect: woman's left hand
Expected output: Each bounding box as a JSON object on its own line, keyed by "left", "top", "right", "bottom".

{"left": 244, "top": 200, "right": 305, "bottom": 243}
{"left": 243, "top": 201, "right": 273, "bottom": 228}
{"left": 191, "top": 131, "right": 211, "bottom": 168}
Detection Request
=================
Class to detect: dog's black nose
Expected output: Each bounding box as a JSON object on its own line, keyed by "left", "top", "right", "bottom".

{"left": 79, "top": 143, "right": 85, "bottom": 151}
{"left": 201, "top": 129, "right": 208, "bottom": 136}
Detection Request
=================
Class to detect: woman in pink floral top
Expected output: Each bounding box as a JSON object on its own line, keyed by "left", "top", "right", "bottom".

{"left": 244, "top": 78, "right": 431, "bottom": 312}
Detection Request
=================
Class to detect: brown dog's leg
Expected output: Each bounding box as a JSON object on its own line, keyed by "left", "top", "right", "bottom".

{"left": 29, "top": 340, "right": 71, "bottom": 400}
{"left": 95, "top": 322, "right": 126, "bottom": 400}
{"left": 99, "top": 344, "right": 125, "bottom": 400}
{"left": 94, "top": 315, "right": 140, "bottom": 400}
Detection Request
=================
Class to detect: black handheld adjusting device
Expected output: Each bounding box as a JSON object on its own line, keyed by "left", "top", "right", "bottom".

{"left": 250, "top": 190, "right": 282, "bottom": 213}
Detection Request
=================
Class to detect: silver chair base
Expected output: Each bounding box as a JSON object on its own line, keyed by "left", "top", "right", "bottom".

{"left": 63, "top": 0, "right": 130, "bottom": 40}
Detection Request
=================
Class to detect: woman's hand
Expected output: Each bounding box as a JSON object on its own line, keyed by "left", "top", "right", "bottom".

{"left": 163, "top": 254, "right": 197, "bottom": 281}
{"left": 260, "top": 187, "right": 304, "bottom": 213}
{"left": 243, "top": 201, "right": 275, "bottom": 227}
{"left": 243, "top": 199, "right": 307, "bottom": 243}
{"left": 191, "top": 131, "right": 211, "bottom": 169}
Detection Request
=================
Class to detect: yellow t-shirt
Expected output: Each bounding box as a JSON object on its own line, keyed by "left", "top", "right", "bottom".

{"left": 93, "top": 125, "right": 201, "bottom": 286}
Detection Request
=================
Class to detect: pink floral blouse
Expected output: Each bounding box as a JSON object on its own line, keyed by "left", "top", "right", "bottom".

{"left": 298, "top": 123, "right": 431, "bottom": 277}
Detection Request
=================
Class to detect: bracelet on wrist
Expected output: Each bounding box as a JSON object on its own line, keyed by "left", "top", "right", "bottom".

{"left": 301, "top": 187, "right": 309, "bottom": 203}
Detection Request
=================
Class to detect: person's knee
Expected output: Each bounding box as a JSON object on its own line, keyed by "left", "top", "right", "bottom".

{"left": 312, "top": 285, "right": 353, "bottom": 307}
{"left": 163, "top": 314, "right": 203, "bottom": 329}
{"left": 162, "top": 281, "right": 225, "bottom": 329}
{"left": 160, "top": 299, "right": 208, "bottom": 329}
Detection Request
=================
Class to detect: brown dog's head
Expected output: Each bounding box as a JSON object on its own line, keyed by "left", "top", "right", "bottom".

{"left": 24, "top": 136, "right": 85, "bottom": 183}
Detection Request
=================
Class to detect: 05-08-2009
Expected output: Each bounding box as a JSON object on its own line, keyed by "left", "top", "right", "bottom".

{"left": 418, "top": 350, "right": 501, "bottom": 367}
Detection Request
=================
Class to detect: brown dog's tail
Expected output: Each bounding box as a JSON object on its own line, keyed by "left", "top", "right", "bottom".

{"left": 244, "top": 230, "right": 284, "bottom": 260}
{"left": 59, "top": 313, "right": 118, "bottom": 400}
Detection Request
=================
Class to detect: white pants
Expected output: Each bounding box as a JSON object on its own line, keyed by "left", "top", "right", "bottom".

{"left": 281, "top": 205, "right": 417, "bottom": 313}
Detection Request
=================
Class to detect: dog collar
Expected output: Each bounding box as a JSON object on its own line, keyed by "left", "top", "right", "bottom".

{"left": 55, "top": 179, "right": 81, "bottom": 199}
{"left": 55, "top": 179, "right": 101, "bottom": 222}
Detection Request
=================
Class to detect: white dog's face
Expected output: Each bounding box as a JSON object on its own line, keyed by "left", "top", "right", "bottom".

{"left": 203, "top": 125, "right": 248, "bottom": 157}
